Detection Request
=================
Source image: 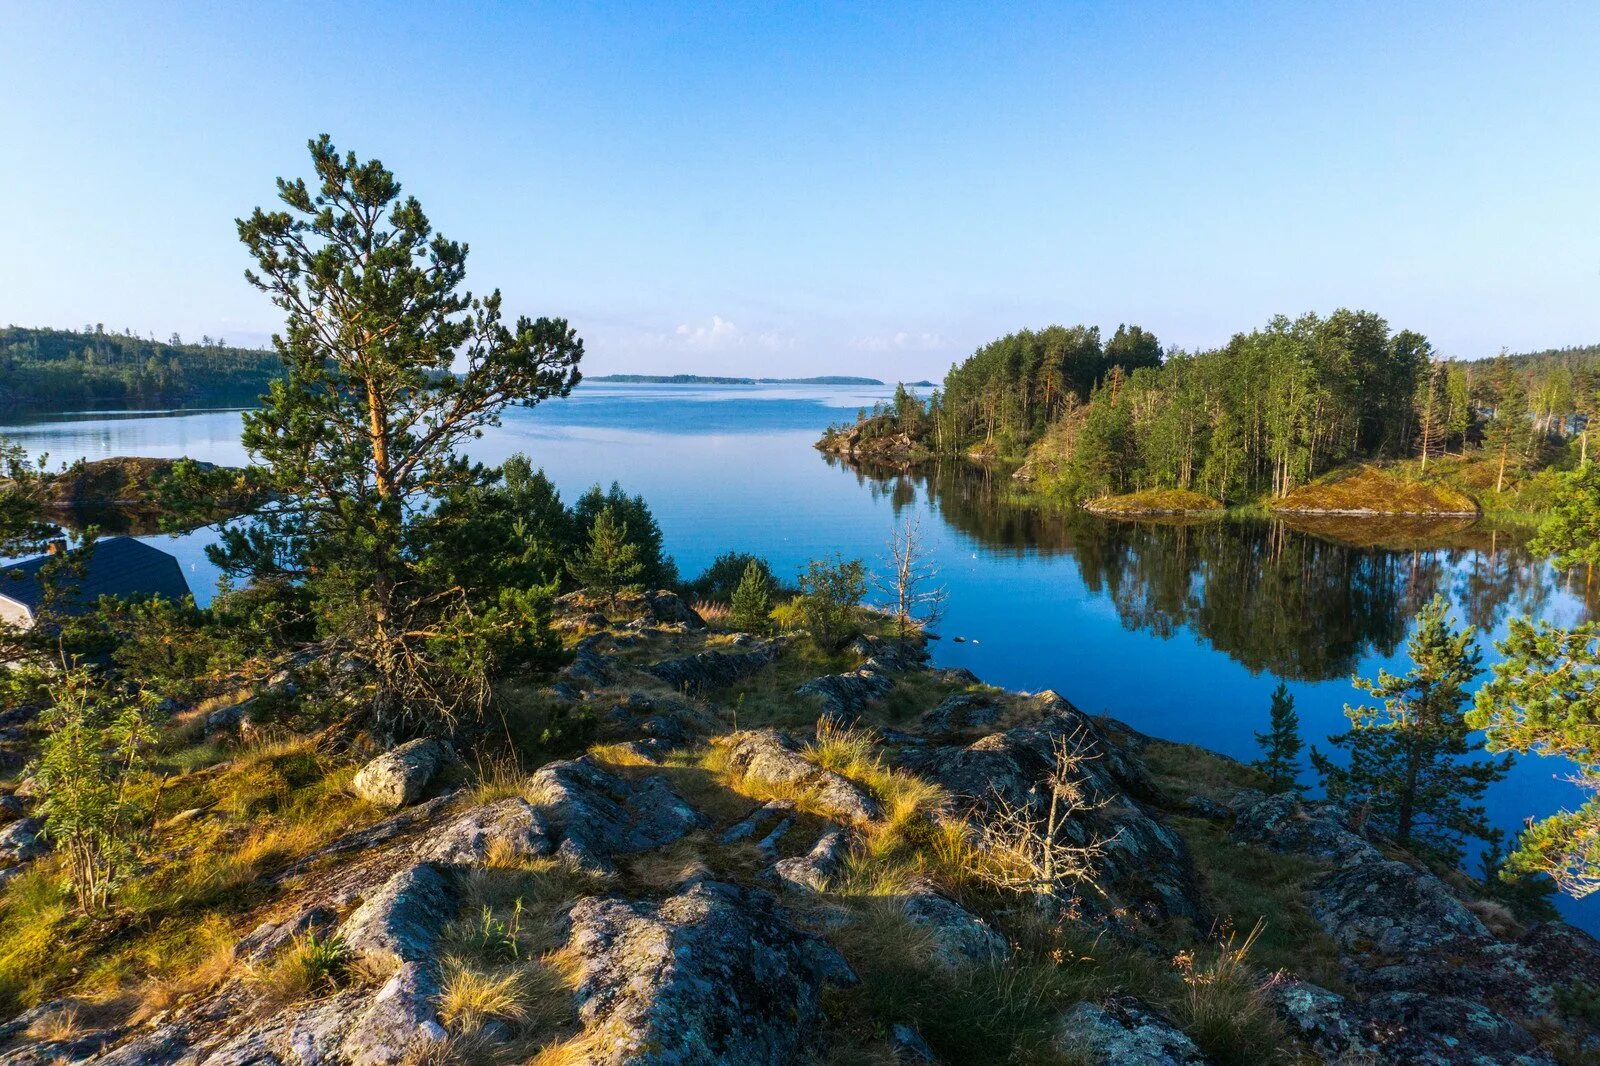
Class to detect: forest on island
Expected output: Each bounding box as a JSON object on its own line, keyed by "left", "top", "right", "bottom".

{"left": 0, "top": 326, "right": 282, "bottom": 409}
{"left": 828, "top": 314, "right": 1600, "bottom": 508}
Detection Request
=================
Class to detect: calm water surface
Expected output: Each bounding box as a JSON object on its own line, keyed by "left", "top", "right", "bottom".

{"left": 5, "top": 383, "right": 1595, "bottom": 928}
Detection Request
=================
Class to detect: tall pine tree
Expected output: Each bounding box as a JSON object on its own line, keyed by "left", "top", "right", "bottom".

{"left": 1312, "top": 595, "right": 1509, "bottom": 863}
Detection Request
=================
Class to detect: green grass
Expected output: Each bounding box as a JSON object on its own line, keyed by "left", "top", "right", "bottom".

{"left": 1084, "top": 489, "right": 1224, "bottom": 515}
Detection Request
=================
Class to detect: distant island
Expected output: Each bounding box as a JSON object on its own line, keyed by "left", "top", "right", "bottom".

{"left": 590, "top": 373, "right": 936, "bottom": 387}
{"left": 0, "top": 326, "right": 280, "bottom": 410}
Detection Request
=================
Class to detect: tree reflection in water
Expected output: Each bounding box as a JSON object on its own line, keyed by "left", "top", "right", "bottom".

{"left": 825, "top": 456, "right": 1589, "bottom": 684}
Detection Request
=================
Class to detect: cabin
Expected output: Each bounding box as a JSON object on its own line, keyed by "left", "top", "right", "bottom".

{"left": 0, "top": 537, "right": 190, "bottom": 628}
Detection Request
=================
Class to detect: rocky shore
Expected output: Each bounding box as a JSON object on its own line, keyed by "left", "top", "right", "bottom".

{"left": 0, "top": 593, "right": 1593, "bottom": 1064}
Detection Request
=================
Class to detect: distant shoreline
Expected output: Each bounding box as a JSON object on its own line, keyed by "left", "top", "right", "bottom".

{"left": 588, "top": 373, "right": 936, "bottom": 387}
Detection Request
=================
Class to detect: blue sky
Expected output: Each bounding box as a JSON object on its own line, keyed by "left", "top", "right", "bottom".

{"left": 3, "top": 2, "right": 1598, "bottom": 378}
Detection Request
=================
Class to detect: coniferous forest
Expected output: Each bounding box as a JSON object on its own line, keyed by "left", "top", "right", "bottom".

{"left": 0, "top": 326, "right": 282, "bottom": 409}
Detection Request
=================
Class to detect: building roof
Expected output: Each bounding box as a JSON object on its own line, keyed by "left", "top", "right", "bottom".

{"left": 0, "top": 537, "right": 190, "bottom": 617}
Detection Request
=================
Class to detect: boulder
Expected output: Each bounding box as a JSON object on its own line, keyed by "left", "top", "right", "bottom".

{"left": 1361, "top": 992, "right": 1549, "bottom": 1065}
{"left": 526, "top": 757, "right": 703, "bottom": 874}
{"left": 235, "top": 904, "right": 338, "bottom": 963}
{"left": 644, "top": 589, "right": 706, "bottom": 630}
{"left": 336, "top": 863, "right": 453, "bottom": 976}
{"left": 416, "top": 797, "right": 553, "bottom": 865}
{"left": 351, "top": 738, "right": 452, "bottom": 810}
{"left": 901, "top": 890, "right": 1008, "bottom": 969}
{"left": 718, "top": 730, "right": 882, "bottom": 825}
{"left": 769, "top": 828, "right": 851, "bottom": 893}
{"left": 0, "top": 817, "right": 46, "bottom": 866}
{"left": 561, "top": 880, "right": 856, "bottom": 1063}
{"left": 340, "top": 962, "right": 448, "bottom": 1066}
{"left": 564, "top": 646, "right": 622, "bottom": 688}
{"left": 1057, "top": 999, "right": 1211, "bottom": 1065}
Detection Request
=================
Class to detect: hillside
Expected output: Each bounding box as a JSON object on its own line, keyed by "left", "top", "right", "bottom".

{"left": 0, "top": 326, "right": 280, "bottom": 410}
{"left": 0, "top": 592, "right": 1591, "bottom": 1063}
{"left": 591, "top": 374, "right": 889, "bottom": 386}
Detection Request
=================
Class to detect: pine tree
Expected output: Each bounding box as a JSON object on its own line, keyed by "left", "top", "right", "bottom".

{"left": 1311, "top": 596, "right": 1509, "bottom": 864}
{"left": 1530, "top": 463, "right": 1600, "bottom": 575}
{"left": 729, "top": 560, "right": 773, "bottom": 634}
{"left": 1471, "top": 619, "right": 1600, "bottom": 898}
{"left": 569, "top": 506, "right": 643, "bottom": 610}
{"left": 222, "top": 136, "right": 583, "bottom": 731}
{"left": 1252, "top": 682, "right": 1305, "bottom": 795}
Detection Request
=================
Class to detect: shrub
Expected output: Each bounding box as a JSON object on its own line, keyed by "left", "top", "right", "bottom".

{"left": 795, "top": 555, "right": 866, "bottom": 649}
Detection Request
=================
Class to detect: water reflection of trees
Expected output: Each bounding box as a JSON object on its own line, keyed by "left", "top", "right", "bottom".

{"left": 826, "top": 457, "right": 1584, "bottom": 682}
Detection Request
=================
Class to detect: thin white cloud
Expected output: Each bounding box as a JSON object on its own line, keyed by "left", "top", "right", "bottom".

{"left": 851, "top": 330, "right": 946, "bottom": 353}
{"left": 666, "top": 315, "right": 795, "bottom": 352}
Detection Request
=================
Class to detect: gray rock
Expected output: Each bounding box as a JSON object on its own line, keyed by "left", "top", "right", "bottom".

{"left": 919, "top": 693, "right": 1000, "bottom": 736}
{"left": 796, "top": 667, "right": 894, "bottom": 721}
{"left": 562, "top": 880, "right": 856, "bottom": 1063}
{"left": 1230, "top": 793, "right": 1383, "bottom": 865}
{"left": 644, "top": 589, "right": 706, "bottom": 630}
{"left": 340, "top": 962, "right": 448, "bottom": 1066}
{"left": 236, "top": 904, "right": 338, "bottom": 963}
{"left": 1263, "top": 977, "right": 1377, "bottom": 1061}
{"left": 648, "top": 644, "right": 779, "bottom": 693}
{"left": 336, "top": 863, "right": 453, "bottom": 976}
{"left": 891, "top": 1022, "right": 937, "bottom": 1062}
{"left": 351, "top": 738, "right": 452, "bottom": 810}
{"left": 1310, "top": 858, "right": 1489, "bottom": 954}
{"left": 719, "top": 730, "right": 882, "bottom": 825}
{"left": 564, "top": 646, "right": 622, "bottom": 688}
{"left": 770, "top": 828, "right": 850, "bottom": 893}
{"left": 900, "top": 704, "right": 1200, "bottom": 922}
{"left": 527, "top": 757, "right": 703, "bottom": 874}
{"left": 901, "top": 891, "right": 1008, "bottom": 969}
{"left": 1057, "top": 999, "right": 1211, "bottom": 1064}
{"left": 416, "top": 797, "right": 553, "bottom": 865}
{"left": 0, "top": 817, "right": 46, "bottom": 865}
{"left": 1362, "top": 991, "right": 1550, "bottom": 1065}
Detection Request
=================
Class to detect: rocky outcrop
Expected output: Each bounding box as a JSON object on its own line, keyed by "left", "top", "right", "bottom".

{"left": 900, "top": 695, "right": 1200, "bottom": 923}
{"left": 0, "top": 817, "right": 46, "bottom": 867}
{"left": 718, "top": 729, "right": 882, "bottom": 825}
{"left": 416, "top": 797, "right": 552, "bottom": 865}
{"left": 351, "top": 738, "right": 453, "bottom": 809}
{"left": 561, "top": 880, "right": 857, "bottom": 1063}
{"left": 526, "top": 757, "right": 703, "bottom": 874}
{"left": 644, "top": 589, "right": 706, "bottom": 630}
{"left": 919, "top": 693, "right": 1001, "bottom": 736}
{"left": 797, "top": 667, "right": 894, "bottom": 721}
{"left": 816, "top": 418, "right": 931, "bottom": 468}
{"left": 1058, "top": 999, "right": 1211, "bottom": 1065}
{"left": 649, "top": 642, "right": 780, "bottom": 693}
{"left": 769, "top": 828, "right": 850, "bottom": 893}
{"left": 901, "top": 890, "right": 1009, "bottom": 969}
{"left": 336, "top": 863, "right": 453, "bottom": 976}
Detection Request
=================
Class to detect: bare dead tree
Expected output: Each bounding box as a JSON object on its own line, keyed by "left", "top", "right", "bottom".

{"left": 971, "top": 730, "right": 1114, "bottom": 900}
{"left": 876, "top": 516, "right": 947, "bottom": 643}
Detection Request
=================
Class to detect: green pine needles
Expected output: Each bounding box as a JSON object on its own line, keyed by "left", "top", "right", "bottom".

{"left": 569, "top": 506, "right": 643, "bottom": 610}
{"left": 730, "top": 560, "right": 774, "bottom": 633}
{"left": 1251, "top": 683, "right": 1304, "bottom": 795}
{"left": 1312, "top": 595, "right": 1508, "bottom": 865}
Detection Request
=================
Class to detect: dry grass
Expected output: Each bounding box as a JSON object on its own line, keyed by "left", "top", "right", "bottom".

{"left": 438, "top": 960, "right": 530, "bottom": 1032}
{"left": 692, "top": 600, "right": 731, "bottom": 627}
{"left": 1084, "top": 488, "right": 1224, "bottom": 515}
{"left": 1272, "top": 464, "right": 1479, "bottom": 515}
{"left": 1165, "top": 919, "right": 1286, "bottom": 1064}
{"left": 253, "top": 933, "right": 349, "bottom": 1006}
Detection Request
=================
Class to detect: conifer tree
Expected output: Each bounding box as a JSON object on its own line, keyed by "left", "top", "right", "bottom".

{"left": 729, "top": 559, "right": 773, "bottom": 633}
{"left": 1252, "top": 682, "right": 1305, "bottom": 795}
{"left": 569, "top": 506, "right": 643, "bottom": 610}
{"left": 1471, "top": 619, "right": 1600, "bottom": 897}
{"left": 223, "top": 136, "right": 583, "bottom": 731}
{"left": 1530, "top": 463, "right": 1600, "bottom": 575}
{"left": 1311, "top": 596, "right": 1509, "bottom": 863}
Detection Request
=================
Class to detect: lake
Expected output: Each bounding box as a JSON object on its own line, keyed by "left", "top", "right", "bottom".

{"left": 4, "top": 382, "right": 1595, "bottom": 928}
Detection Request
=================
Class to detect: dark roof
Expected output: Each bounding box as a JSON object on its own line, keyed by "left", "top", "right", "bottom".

{"left": 0, "top": 537, "right": 190, "bottom": 616}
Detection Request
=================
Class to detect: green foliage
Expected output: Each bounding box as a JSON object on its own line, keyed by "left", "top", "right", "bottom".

{"left": 729, "top": 560, "right": 773, "bottom": 633}
{"left": 795, "top": 555, "right": 866, "bottom": 650}
{"left": 1530, "top": 462, "right": 1600, "bottom": 571}
{"left": 568, "top": 506, "right": 643, "bottom": 609}
{"left": 685, "top": 551, "right": 780, "bottom": 603}
{"left": 216, "top": 135, "right": 582, "bottom": 731}
{"left": 1476, "top": 828, "right": 1559, "bottom": 921}
{"left": 1250, "top": 683, "right": 1304, "bottom": 796}
{"left": 0, "top": 325, "right": 281, "bottom": 410}
{"left": 1312, "top": 596, "right": 1508, "bottom": 864}
{"left": 420, "top": 454, "right": 575, "bottom": 592}
{"left": 32, "top": 669, "right": 162, "bottom": 913}
{"left": 1472, "top": 619, "right": 1600, "bottom": 898}
{"left": 571, "top": 482, "right": 676, "bottom": 589}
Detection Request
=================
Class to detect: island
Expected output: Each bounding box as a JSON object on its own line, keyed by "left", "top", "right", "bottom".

{"left": 590, "top": 373, "right": 889, "bottom": 385}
